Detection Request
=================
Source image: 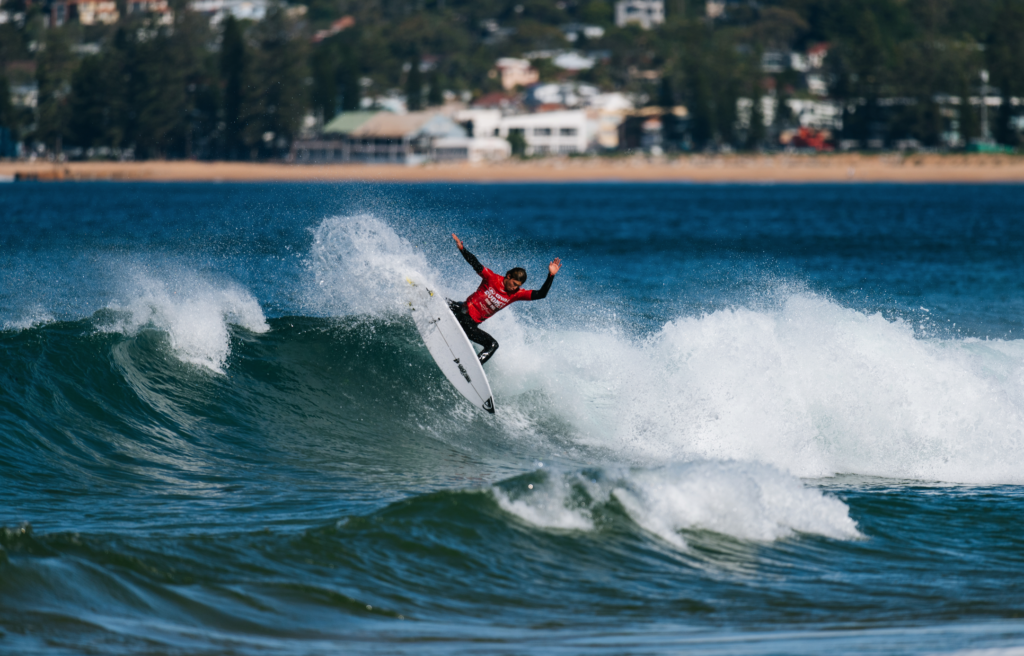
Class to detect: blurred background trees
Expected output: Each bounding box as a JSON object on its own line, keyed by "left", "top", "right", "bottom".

{"left": 0, "top": 0, "right": 1019, "bottom": 159}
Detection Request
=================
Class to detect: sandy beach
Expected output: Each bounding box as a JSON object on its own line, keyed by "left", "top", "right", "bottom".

{"left": 3, "top": 153, "right": 1024, "bottom": 183}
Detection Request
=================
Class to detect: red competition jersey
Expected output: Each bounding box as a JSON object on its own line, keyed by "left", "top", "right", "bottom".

{"left": 464, "top": 268, "right": 536, "bottom": 323}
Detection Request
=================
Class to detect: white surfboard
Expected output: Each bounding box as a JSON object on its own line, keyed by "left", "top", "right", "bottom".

{"left": 407, "top": 280, "right": 495, "bottom": 414}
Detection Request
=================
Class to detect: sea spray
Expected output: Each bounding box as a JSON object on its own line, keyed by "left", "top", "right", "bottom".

{"left": 306, "top": 214, "right": 441, "bottom": 318}
{"left": 102, "top": 272, "right": 268, "bottom": 373}
{"left": 493, "top": 462, "right": 862, "bottom": 547}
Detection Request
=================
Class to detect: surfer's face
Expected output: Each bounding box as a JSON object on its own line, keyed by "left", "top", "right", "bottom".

{"left": 503, "top": 276, "right": 523, "bottom": 293}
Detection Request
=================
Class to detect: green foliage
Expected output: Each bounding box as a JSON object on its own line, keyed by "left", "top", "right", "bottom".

{"left": 406, "top": 51, "right": 423, "bottom": 111}
{"left": 578, "top": 0, "right": 612, "bottom": 26}
{"left": 221, "top": 16, "right": 247, "bottom": 159}
{"left": 243, "top": 6, "right": 310, "bottom": 157}
{"left": 5, "top": 0, "right": 1022, "bottom": 158}
{"left": 507, "top": 128, "right": 526, "bottom": 156}
{"left": 0, "top": 76, "right": 13, "bottom": 128}
{"left": 35, "top": 28, "right": 76, "bottom": 153}
{"left": 427, "top": 69, "right": 444, "bottom": 106}
{"left": 986, "top": 0, "right": 1024, "bottom": 146}
{"left": 69, "top": 53, "right": 125, "bottom": 149}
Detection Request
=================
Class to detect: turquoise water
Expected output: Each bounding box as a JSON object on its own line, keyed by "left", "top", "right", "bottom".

{"left": 2, "top": 183, "right": 1024, "bottom": 654}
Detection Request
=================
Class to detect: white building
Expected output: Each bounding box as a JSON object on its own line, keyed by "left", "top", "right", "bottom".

{"left": 498, "top": 110, "right": 589, "bottom": 156}
{"left": 785, "top": 99, "right": 843, "bottom": 130}
{"left": 614, "top": 0, "right": 664, "bottom": 29}
{"left": 189, "top": 0, "right": 268, "bottom": 23}
{"left": 561, "top": 24, "right": 605, "bottom": 42}
{"left": 553, "top": 52, "right": 595, "bottom": 71}
{"left": 589, "top": 93, "right": 635, "bottom": 149}
{"left": 431, "top": 136, "right": 511, "bottom": 162}
{"left": 455, "top": 109, "right": 503, "bottom": 138}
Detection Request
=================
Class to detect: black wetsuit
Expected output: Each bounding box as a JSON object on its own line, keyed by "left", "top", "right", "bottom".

{"left": 450, "top": 247, "right": 553, "bottom": 365}
{"left": 447, "top": 299, "right": 501, "bottom": 364}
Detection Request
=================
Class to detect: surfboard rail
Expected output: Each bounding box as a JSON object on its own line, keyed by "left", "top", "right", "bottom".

{"left": 407, "top": 279, "right": 495, "bottom": 414}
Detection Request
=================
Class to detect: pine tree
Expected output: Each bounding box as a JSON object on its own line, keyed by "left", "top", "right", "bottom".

{"left": 245, "top": 5, "right": 309, "bottom": 158}
{"left": 0, "top": 74, "right": 12, "bottom": 130}
{"left": 0, "top": 74, "right": 14, "bottom": 154}
{"left": 406, "top": 50, "right": 423, "bottom": 112}
{"left": 69, "top": 52, "right": 126, "bottom": 151}
{"left": 311, "top": 44, "right": 337, "bottom": 121}
{"left": 427, "top": 69, "right": 443, "bottom": 106}
{"left": 746, "top": 80, "right": 765, "bottom": 150}
{"left": 35, "top": 29, "right": 76, "bottom": 155}
{"left": 688, "top": 66, "right": 714, "bottom": 150}
{"left": 221, "top": 16, "right": 247, "bottom": 159}
{"left": 959, "top": 78, "right": 979, "bottom": 145}
{"left": 337, "top": 47, "right": 361, "bottom": 111}
{"left": 987, "top": 0, "right": 1024, "bottom": 146}
{"left": 129, "top": 29, "right": 192, "bottom": 158}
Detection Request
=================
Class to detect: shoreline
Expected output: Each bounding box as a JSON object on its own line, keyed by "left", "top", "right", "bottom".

{"left": 4, "top": 153, "right": 1024, "bottom": 183}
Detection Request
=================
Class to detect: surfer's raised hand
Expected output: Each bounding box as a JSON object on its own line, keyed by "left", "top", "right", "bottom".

{"left": 549, "top": 258, "right": 561, "bottom": 276}
{"left": 452, "top": 234, "right": 465, "bottom": 251}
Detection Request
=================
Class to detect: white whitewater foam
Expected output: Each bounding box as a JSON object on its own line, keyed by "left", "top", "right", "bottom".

{"left": 103, "top": 272, "right": 268, "bottom": 373}
{"left": 493, "top": 472, "right": 595, "bottom": 531}
{"left": 492, "top": 293, "right": 1024, "bottom": 485}
{"left": 493, "top": 461, "right": 861, "bottom": 547}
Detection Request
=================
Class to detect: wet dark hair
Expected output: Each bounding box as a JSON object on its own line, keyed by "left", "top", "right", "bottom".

{"left": 505, "top": 267, "right": 527, "bottom": 283}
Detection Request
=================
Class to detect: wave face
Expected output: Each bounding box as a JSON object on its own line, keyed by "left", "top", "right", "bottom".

{"left": 3, "top": 183, "right": 1024, "bottom": 655}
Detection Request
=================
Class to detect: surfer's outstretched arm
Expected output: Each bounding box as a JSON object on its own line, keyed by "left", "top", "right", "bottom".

{"left": 531, "top": 258, "right": 561, "bottom": 300}
{"left": 452, "top": 233, "right": 485, "bottom": 275}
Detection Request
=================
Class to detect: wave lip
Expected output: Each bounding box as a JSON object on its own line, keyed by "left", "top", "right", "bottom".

{"left": 493, "top": 461, "right": 862, "bottom": 548}
{"left": 2, "top": 307, "right": 55, "bottom": 332}
{"left": 101, "top": 272, "right": 268, "bottom": 373}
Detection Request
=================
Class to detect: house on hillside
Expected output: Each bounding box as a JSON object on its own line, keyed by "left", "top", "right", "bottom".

{"left": 125, "top": 0, "right": 172, "bottom": 23}
{"left": 471, "top": 91, "right": 523, "bottom": 114}
{"left": 290, "top": 110, "right": 467, "bottom": 164}
{"left": 189, "top": 0, "right": 269, "bottom": 23}
{"left": 494, "top": 58, "right": 539, "bottom": 91}
{"left": 614, "top": 0, "right": 664, "bottom": 29}
{"left": 48, "top": 0, "right": 119, "bottom": 26}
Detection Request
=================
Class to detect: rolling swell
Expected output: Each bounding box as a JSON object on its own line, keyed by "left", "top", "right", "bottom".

{"left": 0, "top": 315, "right": 519, "bottom": 506}
{"left": 6, "top": 184, "right": 1024, "bottom": 654}
{"left": 3, "top": 475, "right": 1022, "bottom": 654}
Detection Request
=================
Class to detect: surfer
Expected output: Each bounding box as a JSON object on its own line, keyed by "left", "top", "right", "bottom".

{"left": 449, "top": 234, "right": 561, "bottom": 365}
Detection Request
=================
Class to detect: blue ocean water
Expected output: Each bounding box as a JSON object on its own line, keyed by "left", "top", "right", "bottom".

{"left": 2, "top": 182, "right": 1024, "bottom": 655}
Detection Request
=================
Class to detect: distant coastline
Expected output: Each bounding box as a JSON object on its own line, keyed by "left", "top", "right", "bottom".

{"left": 5, "top": 154, "right": 1024, "bottom": 184}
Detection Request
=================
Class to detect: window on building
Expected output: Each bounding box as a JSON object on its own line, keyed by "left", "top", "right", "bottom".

{"left": 534, "top": 127, "right": 552, "bottom": 136}
{"left": 559, "top": 127, "right": 577, "bottom": 136}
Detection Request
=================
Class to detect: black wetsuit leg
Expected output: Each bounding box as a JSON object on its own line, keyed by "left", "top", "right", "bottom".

{"left": 448, "top": 300, "right": 499, "bottom": 364}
